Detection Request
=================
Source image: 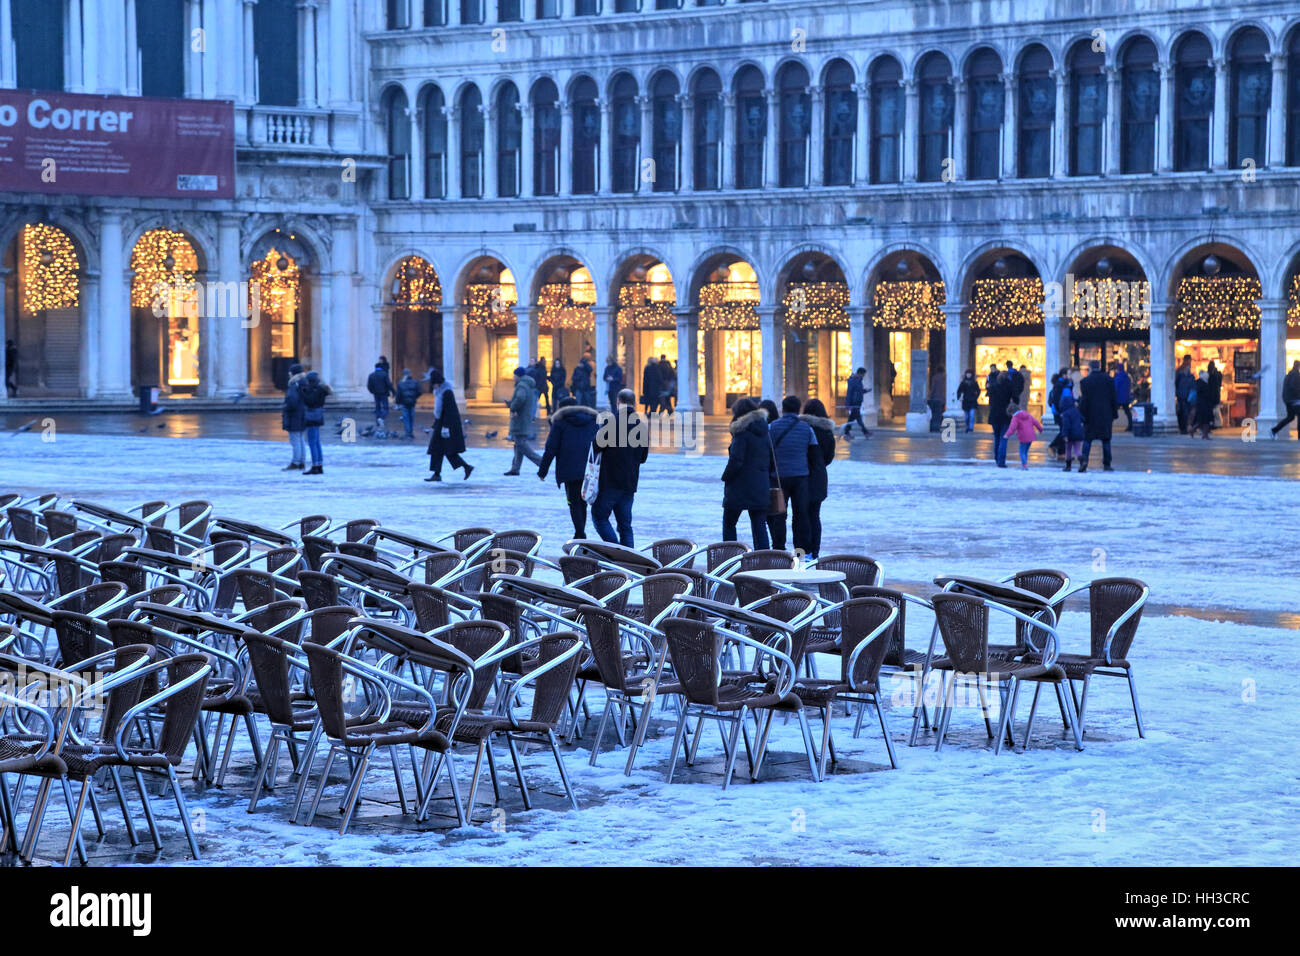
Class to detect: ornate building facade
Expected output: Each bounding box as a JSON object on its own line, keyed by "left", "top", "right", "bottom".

{"left": 4, "top": 0, "right": 1300, "bottom": 431}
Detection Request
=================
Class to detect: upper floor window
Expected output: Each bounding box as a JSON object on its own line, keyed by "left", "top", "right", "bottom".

{"left": 917, "top": 52, "right": 953, "bottom": 182}
{"left": 499, "top": 0, "right": 521, "bottom": 22}
{"left": 965, "top": 48, "right": 1003, "bottom": 181}
{"left": 423, "top": 86, "right": 447, "bottom": 199}
{"left": 460, "top": 86, "right": 484, "bottom": 198}
{"left": 734, "top": 65, "right": 766, "bottom": 189}
{"left": 611, "top": 73, "right": 640, "bottom": 193}
{"left": 1229, "top": 28, "right": 1270, "bottom": 168}
{"left": 13, "top": 0, "right": 64, "bottom": 92}
{"left": 651, "top": 72, "right": 681, "bottom": 192}
{"left": 614, "top": 0, "right": 639, "bottom": 11}
{"left": 823, "top": 59, "right": 856, "bottom": 186}
{"left": 692, "top": 69, "right": 723, "bottom": 191}
{"left": 870, "top": 56, "right": 903, "bottom": 184}
{"left": 384, "top": 88, "right": 411, "bottom": 200}
{"left": 570, "top": 76, "right": 600, "bottom": 195}
{"left": 574, "top": 0, "right": 599, "bottom": 14}
{"left": 1174, "top": 31, "right": 1213, "bottom": 171}
{"left": 1017, "top": 44, "right": 1054, "bottom": 178}
{"left": 461, "top": 0, "right": 484, "bottom": 26}
{"left": 386, "top": 0, "right": 411, "bottom": 29}
{"left": 1069, "top": 39, "right": 1106, "bottom": 176}
{"left": 1288, "top": 28, "right": 1300, "bottom": 166}
{"left": 496, "top": 84, "right": 522, "bottom": 198}
{"left": 777, "top": 62, "right": 811, "bottom": 187}
{"left": 255, "top": 0, "right": 298, "bottom": 106}
{"left": 424, "top": 0, "right": 448, "bottom": 26}
{"left": 136, "top": 0, "right": 185, "bottom": 98}
{"left": 536, "top": 0, "right": 561, "bottom": 18}
{"left": 532, "top": 79, "right": 560, "bottom": 196}
{"left": 1121, "top": 36, "right": 1159, "bottom": 173}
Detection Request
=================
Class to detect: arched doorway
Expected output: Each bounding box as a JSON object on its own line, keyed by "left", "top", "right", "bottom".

{"left": 777, "top": 252, "right": 850, "bottom": 408}
{"left": 129, "top": 228, "right": 204, "bottom": 396}
{"left": 695, "top": 256, "right": 761, "bottom": 413}
{"left": 1064, "top": 246, "right": 1152, "bottom": 399}
{"left": 964, "top": 250, "right": 1045, "bottom": 416}
{"left": 2, "top": 223, "right": 84, "bottom": 397}
{"left": 867, "top": 251, "right": 945, "bottom": 420}
{"left": 614, "top": 256, "right": 679, "bottom": 412}
{"left": 460, "top": 256, "right": 517, "bottom": 401}
{"left": 387, "top": 255, "right": 442, "bottom": 378}
{"left": 247, "top": 230, "right": 315, "bottom": 393}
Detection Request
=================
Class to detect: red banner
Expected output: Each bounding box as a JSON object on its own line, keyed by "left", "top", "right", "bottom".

{"left": 0, "top": 90, "right": 235, "bottom": 199}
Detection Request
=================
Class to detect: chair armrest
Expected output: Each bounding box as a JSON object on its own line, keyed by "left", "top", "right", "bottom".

{"left": 1103, "top": 586, "right": 1149, "bottom": 665}
{"left": 844, "top": 606, "right": 899, "bottom": 692}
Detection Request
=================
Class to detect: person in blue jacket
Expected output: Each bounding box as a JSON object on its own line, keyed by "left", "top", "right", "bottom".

{"left": 538, "top": 396, "right": 600, "bottom": 538}
{"left": 1113, "top": 360, "right": 1133, "bottom": 432}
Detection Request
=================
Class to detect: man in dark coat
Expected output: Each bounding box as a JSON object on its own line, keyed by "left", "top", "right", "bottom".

{"left": 658, "top": 355, "right": 676, "bottom": 414}
{"left": 767, "top": 395, "right": 819, "bottom": 552}
{"left": 366, "top": 360, "right": 395, "bottom": 425}
{"left": 539, "top": 396, "right": 600, "bottom": 538}
{"left": 641, "top": 356, "right": 662, "bottom": 415}
{"left": 394, "top": 369, "right": 422, "bottom": 439}
{"left": 550, "top": 359, "right": 569, "bottom": 402}
{"left": 1114, "top": 361, "right": 1133, "bottom": 431}
{"left": 602, "top": 357, "right": 624, "bottom": 411}
{"left": 1078, "top": 360, "right": 1118, "bottom": 471}
{"left": 1174, "top": 354, "right": 1195, "bottom": 434}
{"left": 799, "top": 399, "right": 837, "bottom": 559}
{"left": 986, "top": 371, "right": 1015, "bottom": 467}
{"left": 571, "top": 356, "right": 596, "bottom": 408}
{"left": 280, "top": 363, "right": 306, "bottom": 470}
{"left": 1269, "top": 360, "right": 1300, "bottom": 439}
{"left": 425, "top": 369, "right": 472, "bottom": 481}
{"left": 1006, "top": 360, "right": 1025, "bottom": 404}
{"left": 530, "top": 359, "right": 551, "bottom": 414}
{"left": 591, "top": 389, "right": 649, "bottom": 547}
{"left": 721, "top": 397, "right": 772, "bottom": 549}
{"left": 843, "top": 367, "right": 871, "bottom": 439}
{"left": 956, "top": 369, "right": 980, "bottom": 433}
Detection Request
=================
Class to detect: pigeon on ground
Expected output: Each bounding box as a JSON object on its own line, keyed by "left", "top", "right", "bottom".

{"left": 230, "top": 392, "right": 247, "bottom": 404}
{"left": 485, "top": 430, "right": 498, "bottom": 439}
{"left": 11, "top": 419, "right": 37, "bottom": 436}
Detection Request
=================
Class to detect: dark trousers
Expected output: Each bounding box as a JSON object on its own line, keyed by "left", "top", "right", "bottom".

{"left": 398, "top": 404, "right": 414, "bottom": 437}
{"left": 510, "top": 438, "right": 543, "bottom": 472}
{"left": 563, "top": 479, "right": 588, "bottom": 538}
{"left": 928, "top": 399, "right": 943, "bottom": 432}
{"left": 723, "top": 506, "right": 770, "bottom": 549}
{"left": 1176, "top": 398, "right": 1189, "bottom": 433}
{"left": 1270, "top": 403, "right": 1300, "bottom": 437}
{"left": 1081, "top": 439, "right": 1112, "bottom": 467}
{"left": 993, "top": 433, "right": 1009, "bottom": 467}
{"left": 430, "top": 450, "right": 467, "bottom": 476}
{"left": 767, "top": 476, "right": 810, "bottom": 553}
{"left": 539, "top": 389, "right": 550, "bottom": 413}
{"left": 806, "top": 498, "right": 823, "bottom": 557}
{"left": 592, "top": 488, "right": 635, "bottom": 547}
{"left": 1119, "top": 402, "right": 1133, "bottom": 430}
{"left": 374, "top": 396, "right": 389, "bottom": 421}
{"left": 845, "top": 407, "right": 865, "bottom": 435}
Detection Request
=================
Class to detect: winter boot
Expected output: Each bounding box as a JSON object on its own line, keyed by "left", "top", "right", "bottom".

{"left": 304, "top": 465, "right": 323, "bottom": 475}
{"left": 283, "top": 462, "right": 304, "bottom": 471}
{"left": 462, "top": 463, "right": 474, "bottom": 480}
{"left": 1062, "top": 459, "right": 1072, "bottom": 471}
{"left": 1078, "top": 462, "right": 1087, "bottom": 473}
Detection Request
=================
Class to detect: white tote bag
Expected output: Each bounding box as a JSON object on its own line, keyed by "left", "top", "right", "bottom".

{"left": 581, "top": 446, "right": 602, "bottom": 504}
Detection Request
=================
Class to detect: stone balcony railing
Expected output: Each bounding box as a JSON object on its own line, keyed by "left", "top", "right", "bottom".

{"left": 241, "top": 106, "right": 336, "bottom": 151}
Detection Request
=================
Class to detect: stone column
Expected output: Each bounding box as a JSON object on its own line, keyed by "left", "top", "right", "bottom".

{"left": 296, "top": 1, "right": 317, "bottom": 107}
{"left": 593, "top": 306, "right": 616, "bottom": 399}
{"left": 0, "top": 0, "right": 14, "bottom": 88}
{"left": 903, "top": 79, "right": 919, "bottom": 182}
{"left": 1158, "top": 64, "right": 1174, "bottom": 172}
{"left": 1256, "top": 298, "right": 1288, "bottom": 432}
{"left": 410, "top": 100, "right": 426, "bottom": 200}
{"left": 637, "top": 94, "right": 652, "bottom": 191}
{"left": 1105, "top": 66, "right": 1121, "bottom": 174}
{"left": 675, "top": 306, "right": 700, "bottom": 412}
{"left": 328, "top": 216, "right": 356, "bottom": 391}
{"left": 763, "top": 89, "right": 779, "bottom": 188}
{"left": 443, "top": 307, "right": 467, "bottom": 401}
{"left": 482, "top": 102, "right": 498, "bottom": 199}
{"left": 951, "top": 77, "right": 967, "bottom": 181}
{"left": 99, "top": 0, "right": 128, "bottom": 94}
{"left": 444, "top": 105, "right": 461, "bottom": 199}
{"left": 518, "top": 102, "right": 534, "bottom": 197}
{"left": 559, "top": 101, "right": 573, "bottom": 195}
{"left": 126, "top": 0, "right": 142, "bottom": 95}
{"left": 516, "top": 307, "right": 538, "bottom": 366}
{"left": 1148, "top": 303, "right": 1176, "bottom": 430}
{"left": 1043, "top": 305, "right": 1069, "bottom": 399}
{"left": 808, "top": 85, "right": 824, "bottom": 187}
{"left": 209, "top": 0, "right": 239, "bottom": 100}
{"left": 328, "top": 0, "right": 354, "bottom": 108}
{"left": 855, "top": 82, "right": 871, "bottom": 185}
{"left": 1052, "top": 68, "right": 1068, "bottom": 178}
{"left": 1267, "top": 53, "right": 1287, "bottom": 168}
{"left": 213, "top": 214, "right": 247, "bottom": 397}
{"left": 96, "top": 210, "right": 131, "bottom": 399}
{"left": 851, "top": 306, "right": 877, "bottom": 427}
{"left": 1000, "top": 72, "right": 1016, "bottom": 178}
{"left": 1211, "top": 57, "right": 1228, "bottom": 170}
{"left": 678, "top": 94, "right": 694, "bottom": 193}
{"left": 942, "top": 304, "right": 969, "bottom": 418}
{"left": 598, "top": 98, "right": 613, "bottom": 194}
{"left": 243, "top": 0, "right": 258, "bottom": 102}
{"left": 721, "top": 92, "right": 737, "bottom": 189}
{"left": 758, "top": 306, "right": 782, "bottom": 401}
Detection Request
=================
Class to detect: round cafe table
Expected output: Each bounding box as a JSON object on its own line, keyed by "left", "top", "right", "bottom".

{"left": 734, "top": 568, "right": 846, "bottom": 587}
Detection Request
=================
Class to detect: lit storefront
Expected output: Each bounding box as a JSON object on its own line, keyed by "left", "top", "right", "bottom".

{"left": 783, "top": 277, "right": 850, "bottom": 408}
{"left": 5, "top": 224, "right": 83, "bottom": 396}
{"left": 1068, "top": 273, "right": 1152, "bottom": 400}
{"left": 388, "top": 255, "right": 442, "bottom": 377}
{"left": 699, "top": 261, "right": 762, "bottom": 410}
{"left": 1174, "top": 273, "right": 1262, "bottom": 427}
{"left": 247, "top": 233, "right": 311, "bottom": 393}
{"left": 465, "top": 265, "right": 518, "bottom": 397}
{"left": 617, "top": 262, "right": 695, "bottom": 400}
{"left": 129, "top": 229, "right": 201, "bottom": 394}
{"left": 969, "top": 275, "right": 1046, "bottom": 416}
{"left": 871, "top": 278, "right": 945, "bottom": 418}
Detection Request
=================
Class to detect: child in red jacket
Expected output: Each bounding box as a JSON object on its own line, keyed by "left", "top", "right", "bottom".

{"left": 1003, "top": 402, "right": 1044, "bottom": 470}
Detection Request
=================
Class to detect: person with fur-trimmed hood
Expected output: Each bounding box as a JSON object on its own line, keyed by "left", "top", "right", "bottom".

{"left": 721, "top": 397, "right": 772, "bottom": 549}
{"left": 800, "top": 398, "right": 837, "bottom": 558}
{"left": 538, "top": 396, "right": 600, "bottom": 538}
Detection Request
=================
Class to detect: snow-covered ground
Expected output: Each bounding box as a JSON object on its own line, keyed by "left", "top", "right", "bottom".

{"left": 3, "top": 431, "right": 1297, "bottom": 865}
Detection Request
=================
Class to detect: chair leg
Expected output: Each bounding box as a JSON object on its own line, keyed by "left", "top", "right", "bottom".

{"left": 666, "top": 707, "right": 691, "bottom": 783}
{"left": 289, "top": 732, "right": 323, "bottom": 822}
{"left": 934, "top": 672, "right": 956, "bottom": 753}
{"left": 976, "top": 679, "right": 994, "bottom": 738}
{"left": 19, "top": 777, "right": 54, "bottom": 863}
{"left": 1077, "top": 675, "right": 1092, "bottom": 737}
{"left": 0, "top": 773, "right": 16, "bottom": 854}
{"left": 1024, "top": 683, "right": 1045, "bottom": 750}
{"left": 751, "top": 710, "right": 774, "bottom": 781}
{"left": 61, "top": 779, "right": 92, "bottom": 867}
{"left": 388, "top": 747, "right": 408, "bottom": 815}
{"left": 1126, "top": 668, "right": 1146, "bottom": 738}
{"left": 721, "top": 712, "right": 745, "bottom": 790}
{"left": 443, "top": 751, "right": 466, "bottom": 828}
{"left": 305, "top": 747, "right": 338, "bottom": 828}
{"left": 247, "top": 733, "right": 281, "bottom": 813}
{"left": 506, "top": 734, "right": 531, "bottom": 810}
{"left": 794, "top": 708, "right": 821, "bottom": 783}
{"left": 168, "top": 766, "right": 202, "bottom": 861}
{"left": 107, "top": 769, "right": 139, "bottom": 848}
{"left": 817, "top": 706, "right": 833, "bottom": 780}
{"left": 623, "top": 691, "right": 655, "bottom": 777}
{"left": 464, "top": 740, "right": 488, "bottom": 822}
{"left": 994, "top": 678, "right": 1019, "bottom": 755}
{"left": 548, "top": 730, "right": 579, "bottom": 810}
{"left": 1061, "top": 682, "right": 1085, "bottom": 751}
{"left": 132, "top": 769, "right": 163, "bottom": 851}
{"left": 484, "top": 742, "right": 502, "bottom": 801}
{"left": 337, "top": 747, "right": 372, "bottom": 836}
{"left": 588, "top": 693, "right": 614, "bottom": 766}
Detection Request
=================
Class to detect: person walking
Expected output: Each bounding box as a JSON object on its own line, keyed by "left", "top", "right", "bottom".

{"left": 538, "top": 395, "right": 600, "bottom": 538}
{"left": 766, "top": 395, "right": 819, "bottom": 553}
{"left": 4, "top": 339, "right": 15, "bottom": 396}
{"left": 297, "top": 369, "right": 331, "bottom": 475}
{"left": 1078, "top": 359, "right": 1118, "bottom": 471}
{"left": 366, "top": 359, "right": 395, "bottom": 428}
{"left": 927, "top": 364, "right": 946, "bottom": 432}
{"left": 425, "top": 369, "right": 472, "bottom": 481}
{"left": 1114, "top": 361, "right": 1133, "bottom": 431}
{"left": 658, "top": 355, "right": 676, "bottom": 414}
{"left": 280, "top": 362, "right": 307, "bottom": 470}
{"left": 720, "top": 397, "right": 772, "bottom": 549}
{"left": 1204, "top": 360, "right": 1223, "bottom": 437}
{"left": 1007, "top": 360, "right": 1025, "bottom": 405}
{"left": 986, "top": 370, "right": 1015, "bottom": 468}
{"left": 843, "top": 366, "right": 871, "bottom": 439}
{"left": 1174, "top": 354, "right": 1195, "bottom": 434}
{"left": 1003, "top": 402, "right": 1043, "bottom": 469}
{"left": 1193, "top": 368, "right": 1217, "bottom": 439}
{"left": 550, "top": 358, "right": 569, "bottom": 402}
{"left": 956, "top": 368, "right": 980, "bottom": 433}
{"left": 641, "top": 355, "right": 662, "bottom": 415}
{"left": 504, "top": 366, "right": 542, "bottom": 474}
{"left": 591, "top": 389, "right": 649, "bottom": 547}
{"left": 530, "top": 358, "right": 551, "bottom": 414}
{"left": 1269, "top": 360, "right": 1300, "bottom": 439}
{"left": 800, "top": 398, "right": 837, "bottom": 559}
{"left": 1059, "top": 392, "right": 1086, "bottom": 471}
{"left": 394, "top": 368, "right": 421, "bottom": 439}
{"left": 572, "top": 355, "right": 597, "bottom": 408}
{"left": 602, "top": 356, "right": 624, "bottom": 411}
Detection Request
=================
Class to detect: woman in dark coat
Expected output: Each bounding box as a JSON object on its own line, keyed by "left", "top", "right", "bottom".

{"left": 280, "top": 363, "right": 306, "bottom": 470}
{"left": 538, "top": 396, "right": 600, "bottom": 538}
{"left": 550, "top": 359, "right": 569, "bottom": 402}
{"left": 721, "top": 397, "right": 772, "bottom": 549}
{"left": 425, "top": 370, "right": 472, "bottom": 481}
{"left": 986, "top": 371, "right": 1015, "bottom": 467}
{"left": 800, "top": 399, "right": 837, "bottom": 559}
{"left": 641, "top": 357, "right": 662, "bottom": 414}
{"left": 297, "top": 370, "right": 331, "bottom": 475}
{"left": 1193, "top": 369, "right": 1219, "bottom": 439}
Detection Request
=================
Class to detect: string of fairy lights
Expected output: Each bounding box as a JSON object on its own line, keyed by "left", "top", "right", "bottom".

{"left": 872, "top": 280, "right": 946, "bottom": 331}
{"left": 1287, "top": 274, "right": 1300, "bottom": 326}
{"left": 1174, "top": 276, "right": 1261, "bottom": 332}
{"left": 19, "top": 224, "right": 80, "bottom": 314}
{"left": 538, "top": 279, "right": 596, "bottom": 332}
{"left": 968, "top": 277, "right": 1044, "bottom": 330}
{"left": 698, "top": 280, "right": 761, "bottom": 330}
{"left": 1069, "top": 278, "right": 1151, "bottom": 331}
{"left": 129, "top": 228, "right": 199, "bottom": 314}
{"left": 617, "top": 281, "right": 677, "bottom": 329}
{"left": 249, "top": 249, "right": 301, "bottom": 316}
{"left": 465, "top": 282, "right": 517, "bottom": 330}
{"left": 390, "top": 255, "right": 442, "bottom": 310}
{"left": 782, "top": 281, "right": 850, "bottom": 329}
